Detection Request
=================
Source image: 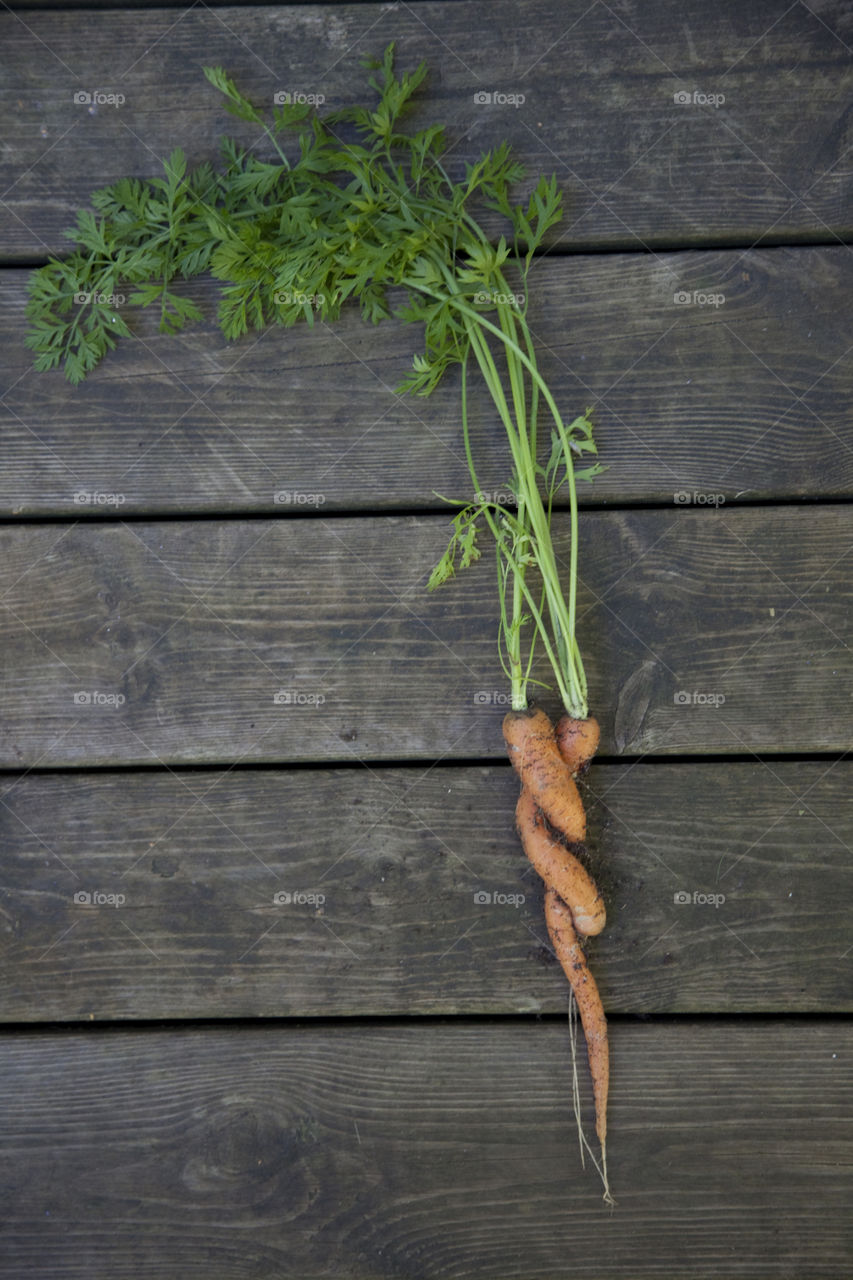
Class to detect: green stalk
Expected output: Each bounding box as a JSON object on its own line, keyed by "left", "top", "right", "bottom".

{"left": 456, "top": 351, "right": 573, "bottom": 711}
{"left": 436, "top": 289, "right": 588, "bottom": 717}
{"left": 463, "top": 319, "right": 584, "bottom": 714}
{"left": 412, "top": 254, "right": 586, "bottom": 714}
{"left": 455, "top": 314, "right": 576, "bottom": 712}
{"left": 459, "top": 357, "right": 522, "bottom": 707}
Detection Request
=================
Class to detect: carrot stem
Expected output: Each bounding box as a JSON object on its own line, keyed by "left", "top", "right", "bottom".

{"left": 407, "top": 256, "right": 591, "bottom": 718}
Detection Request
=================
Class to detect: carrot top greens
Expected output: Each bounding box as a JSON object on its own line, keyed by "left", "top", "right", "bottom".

{"left": 25, "top": 41, "right": 603, "bottom": 716}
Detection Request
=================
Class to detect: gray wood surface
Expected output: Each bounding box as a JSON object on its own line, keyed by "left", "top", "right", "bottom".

{"left": 1, "top": 761, "right": 850, "bottom": 1021}
{"left": 0, "top": 1020, "right": 850, "bottom": 1279}
{"left": 0, "top": 507, "right": 849, "bottom": 767}
{"left": 3, "top": 1, "right": 853, "bottom": 259}
{"left": 2, "top": 2, "right": 851, "bottom": 1272}
{"left": 4, "top": 244, "right": 852, "bottom": 513}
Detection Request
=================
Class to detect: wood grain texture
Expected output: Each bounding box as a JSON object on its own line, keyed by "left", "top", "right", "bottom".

{"left": 14, "top": 0, "right": 474, "bottom": 6}
{"left": 0, "top": 1020, "right": 850, "bottom": 1278}
{"left": 0, "top": 507, "right": 849, "bottom": 767}
{"left": 1, "top": 761, "right": 850, "bottom": 1021}
{"left": 4, "top": 245, "right": 853, "bottom": 513}
{"left": 2, "top": 4, "right": 850, "bottom": 1274}
{"left": 3, "top": 1, "right": 853, "bottom": 259}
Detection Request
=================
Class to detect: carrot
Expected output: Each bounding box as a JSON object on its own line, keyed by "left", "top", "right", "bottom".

{"left": 507, "top": 705, "right": 611, "bottom": 1199}
{"left": 515, "top": 788, "right": 605, "bottom": 937}
{"left": 503, "top": 707, "right": 587, "bottom": 843}
{"left": 555, "top": 714, "right": 600, "bottom": 777}
{"left": 545, "top": 888, "right": 610, "bottom": 1175}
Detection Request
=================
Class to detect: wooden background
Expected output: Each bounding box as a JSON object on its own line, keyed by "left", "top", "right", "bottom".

{"left": 1, "top": 2, "right": 851, "bottom": 1276}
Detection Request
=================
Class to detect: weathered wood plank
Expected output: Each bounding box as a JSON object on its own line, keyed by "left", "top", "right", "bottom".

{"left": 0, "top": 507, "right": 849, "bottom": 766}
{"left": 0, "top": 1020, "right": 850, "bottom": 1278}
{"left": 4, "top": 244, "right": 852, "bottom": 513}
{"left": 14, "top": 0, "right": 472, "bottom": 6}
{"left": 1, "top": 761, "right": 850, "bottom": 1021}
{"left": 3, "top": 1, "right": 853, "bottom": 259}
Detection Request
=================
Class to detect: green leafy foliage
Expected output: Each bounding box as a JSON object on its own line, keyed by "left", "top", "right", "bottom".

{"left": 427, "top": 505, "right": 483, "bottom": 591}
{"left": 542, "top": 410, "right": 607, "bottom": 492}
{"left": 25, "top": 42, "right": 558, "bottom": 387}
{"left": 25, "top": 41, "right": 603, "bottom": 715}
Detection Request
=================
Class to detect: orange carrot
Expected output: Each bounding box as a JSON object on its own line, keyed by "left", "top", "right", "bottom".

{"left": 503, "top": 707, "right": 586, "bottom": 843}
{"left": 555, "top": 714, "right": 600, "bottom": 777}
{"left": 515, "top": 788, "right": 605, "bottom": 937}
{"left": 507, "top": 706, "right": 611, "bottom": 1199}
{"left": 545, "top": 887, "right": 609, "bottom": 1151}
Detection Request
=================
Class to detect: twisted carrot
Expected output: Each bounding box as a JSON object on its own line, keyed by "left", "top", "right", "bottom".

{"left": 515, "top": 788, "right": 605, "bottom": 937}
{"left": 544, "top": 888, "right": 609, "bottom": 1146}
{"left": 505, "top": 707, "right": 611, "bottom": 1198}
{"left": 503, "top": 707, "right": 587, "bottom": 842}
